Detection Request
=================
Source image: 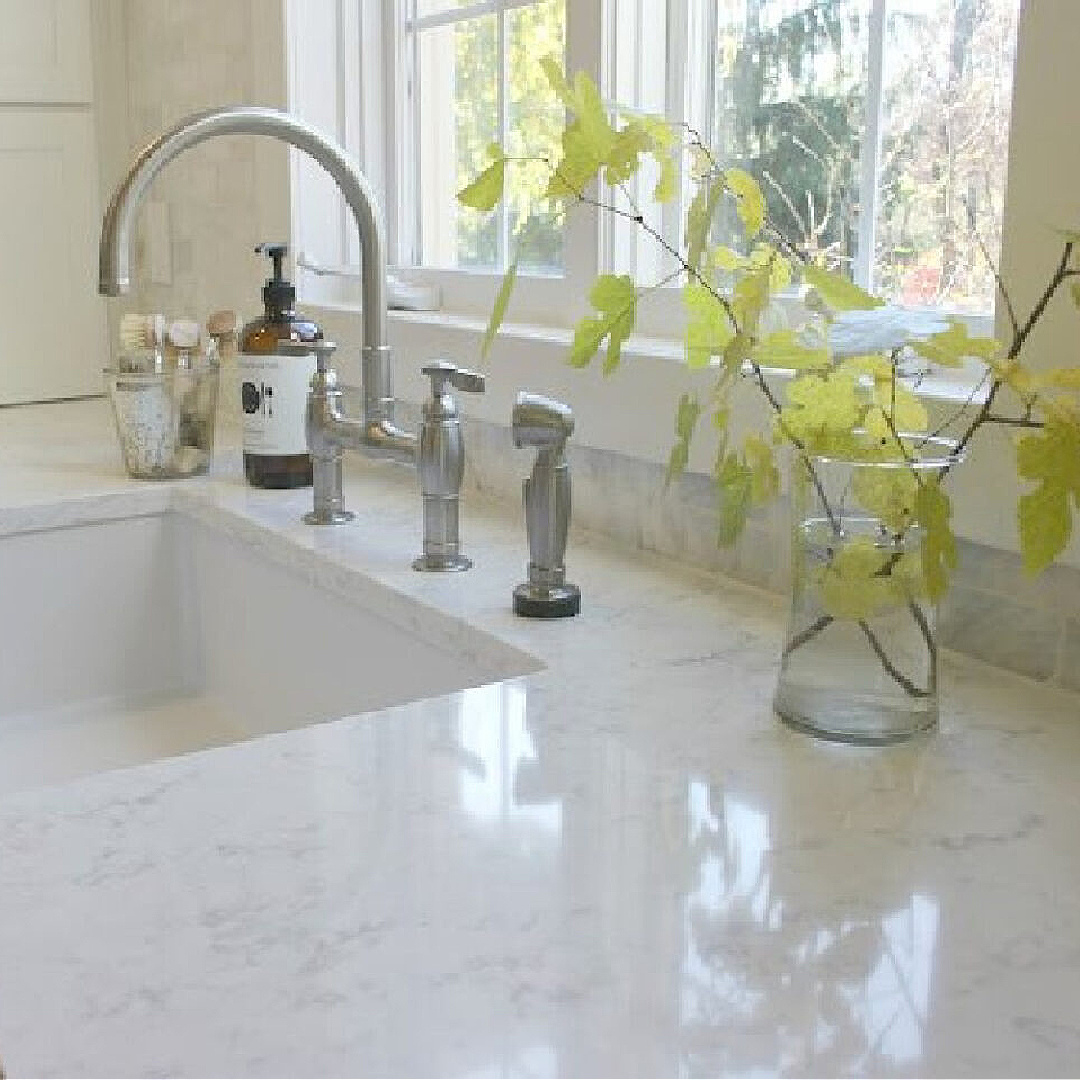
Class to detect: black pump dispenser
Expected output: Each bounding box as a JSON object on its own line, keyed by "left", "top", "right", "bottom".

{"left": 255, "top": 242, "right": 296, "bottom": 316}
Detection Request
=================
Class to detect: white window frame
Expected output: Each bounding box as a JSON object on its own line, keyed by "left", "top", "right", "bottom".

{"left": 288, "top": 0, "right": 1009, "bottom": 342}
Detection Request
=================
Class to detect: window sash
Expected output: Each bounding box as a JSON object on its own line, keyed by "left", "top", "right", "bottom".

{"left": 292, "top": 0, "right": 1002, "bottom": 340}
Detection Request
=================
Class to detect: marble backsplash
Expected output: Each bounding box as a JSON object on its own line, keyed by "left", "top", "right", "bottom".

{"left": 391, "top": 402, "right": 1080, "bottom": 693}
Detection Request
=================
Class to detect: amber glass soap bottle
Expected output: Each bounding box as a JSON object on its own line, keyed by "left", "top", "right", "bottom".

{"left": 238, "top": 243, "right": 322, "bottom": 488}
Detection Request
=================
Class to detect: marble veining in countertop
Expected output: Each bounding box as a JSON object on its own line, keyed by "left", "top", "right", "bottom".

{"left": 0, "top": 400, "right": 1077, "bottom": 1076}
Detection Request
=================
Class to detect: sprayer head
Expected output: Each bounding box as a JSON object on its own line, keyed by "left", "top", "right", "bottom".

{"left": 512, "top": 391, "right": 574, "bottom": 450}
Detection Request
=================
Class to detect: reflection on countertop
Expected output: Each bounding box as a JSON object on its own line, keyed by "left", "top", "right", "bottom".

{"left": 0, "top": 399, "right": 1077, "bottom": 1077}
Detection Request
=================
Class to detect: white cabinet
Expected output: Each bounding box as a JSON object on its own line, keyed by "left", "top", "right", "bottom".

{"left": 0, "top": 0, "right": 93, "bottom": 104}
{"left": 0, "top": 110, "right": 106, "bottom": 403}
{"left": 0, "top": 0, "right": 106, "bottom": 404}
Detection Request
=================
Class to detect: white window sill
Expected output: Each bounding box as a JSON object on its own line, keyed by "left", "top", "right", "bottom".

{"left": 383, "top": 306, "right": 990, "bottom": 406}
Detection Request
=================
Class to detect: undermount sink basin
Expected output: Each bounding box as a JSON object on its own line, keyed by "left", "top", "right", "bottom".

{"left": 0, "top": 508, "right": 537, "bottom": 794}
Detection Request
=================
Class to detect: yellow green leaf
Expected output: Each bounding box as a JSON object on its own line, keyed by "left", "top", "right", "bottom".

{"left": 653, "top": 155, "right": 677, "bottom": 203}
{"left": 569, "top": 274, "right": 636, "bottom": 372}
{"left": 989, "top": 357, "right": 1036, "bottom": 399}
{"left": 802, "top": 264, "right": 883, "bottom": 312}
{"left": 665, "top": 439, "right": 689, "bottom": 486}
{"left": 782, "top": 371, "right": 865, "bottom": 453}
{"left": 686, "top": 176, "right": 725, "bottom": 272}
{"left": 457, "top": 149, "right": 506, "bottom": 211}
{"left": 683, "top": 282, "right": 734, "bottom": 368}
{"left": 744, "top": 435, "right": 779, "bottom": 503}
{"left": 1017, "top": 417, "right": 1080, "bottom": 492}
{"left": 675, "top": 392, "right": 701, "bottom": 442}
{"left": 1015, "top": 417, "right": 1080, "bottom": 573}
{"left": 863, "top": 385, "right": 929, "bottom": 442}
{"left": 715, "top": 451, "right": 753, "bottom": 545}
{"left": 666, "top": 393, "right": 701, "bottom": 488}
{"left": 816, "top": 538, "right": 900, "bottom": 620}
{"left": 733, "top": 265, "right": 773, "bottom": 330}
{"left": 914, "top": 320, "right": 999, "bottom": 368}
{"left": 544, "top": 122, "right": 602, "bottom": 200}
{"left": 539, "top": 55, "right": 574, "bottom": 108}
{"left": 915, "top": 480, "right": 956, "bottom": 600}
{"left": 604, "top": 121, "right": 651, "bottom": 186}
{"left": 852, "top": 467, "right": 919, "bottom": 532}
{"left": 708, "top": 246, "right": 745, "bottom": 273}
{"left": 569, "top": 316, "right": 607, "bottom": 368}
{"left": 723, "top": 331, "right": 754, "bottom": 375}
{"left": 753, "top": 329, "right": 828, "bottom": 371}
{"left": 1018, "top": 483, "right": 1071, "bottom": 575}
{"left": 724, "top": 168, "right": 765, "bottom": 238}
{"left": 1035, "top": 366, "right": 1080, "bottom": 390}
{"left": 479, "top": 257, "right": 518, "bottom": 361}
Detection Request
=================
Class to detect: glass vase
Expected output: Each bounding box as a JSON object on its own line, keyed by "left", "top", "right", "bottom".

{"left": 773, "top": 436, "right": 961, "bottom": 744}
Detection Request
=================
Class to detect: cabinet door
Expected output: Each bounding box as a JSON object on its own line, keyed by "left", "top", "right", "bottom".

{"left": 0, "top": 0, "right": 92, "bottom": 104}
{"left": 0, "top": 110, "right": 107, "bottom": 403}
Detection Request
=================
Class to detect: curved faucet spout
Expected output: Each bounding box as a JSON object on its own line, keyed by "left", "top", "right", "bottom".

{"left": 98, "top": 105, "right": 387, "bottom": 350}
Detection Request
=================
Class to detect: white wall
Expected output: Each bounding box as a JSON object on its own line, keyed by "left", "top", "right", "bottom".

{"left": 94, "top": 0, "right": 291, "bottom": 328}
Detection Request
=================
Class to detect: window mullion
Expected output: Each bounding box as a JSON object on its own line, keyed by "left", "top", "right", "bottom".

{"left": 498, "top": 1, "right": 509, "bottom": 269}
{"left": 564, "top": 0, "right": 604, "bottom": 293}
{"left": 855, "top": 0, "right": 887, "bottom": 290}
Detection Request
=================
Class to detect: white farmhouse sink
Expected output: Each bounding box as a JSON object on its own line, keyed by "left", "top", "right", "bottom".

{"left": 0, "top": 509, "right": 536, "bottom": 793}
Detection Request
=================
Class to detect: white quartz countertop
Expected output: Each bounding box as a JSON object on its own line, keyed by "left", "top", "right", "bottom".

{"left": 0, "top": 399, "right": 1079, "bottom": 1077}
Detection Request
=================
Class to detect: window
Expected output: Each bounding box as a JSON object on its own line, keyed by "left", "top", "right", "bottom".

{"left": 606, "top": 0, "right": 1020, "bottom": 329}
{"left": 404, "top": 0, "right": 566, "bottom": 273}
{"left": 290, "top": 0, "right": 1020, "bottom": 334}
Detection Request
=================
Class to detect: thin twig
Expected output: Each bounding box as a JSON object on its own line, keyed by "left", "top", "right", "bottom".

{"left": 942, "top": 240, "right": 1074, "bottom": 480}
{"left": 968, "top": 217, "right": 1019, "bottom": 338}
{"left": 783, "top": 614, "right": 835, "bottom": 659}
{"left": 983, "top": 413, "right": 1045, "bottom": 428}
{"left": 857, "top": 619, "right": 933, "bottom": 698}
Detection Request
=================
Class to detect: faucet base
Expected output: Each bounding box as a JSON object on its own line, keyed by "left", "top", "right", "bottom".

{"left": 513, "top": 581, "right": 581, "bottom": 618}
{"left": 304, "top": 509, "right": 356, "bottom": 526}
{"left": 412, "top": 554, "right": 473, "bottom": 573}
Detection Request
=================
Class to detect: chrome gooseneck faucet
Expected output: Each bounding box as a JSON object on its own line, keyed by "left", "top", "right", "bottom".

{"left": 98, "top": 105, "right": 414, "bottom": 465}
{"left": 99, "top": 106, "right": 488, "bottom": 570}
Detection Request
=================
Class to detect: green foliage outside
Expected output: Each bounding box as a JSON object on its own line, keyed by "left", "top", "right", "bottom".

{"left": 440, "top": 0, "right": 564, "bottom": 270}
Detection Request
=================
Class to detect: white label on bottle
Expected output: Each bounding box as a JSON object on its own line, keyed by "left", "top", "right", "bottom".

{"left": 237, "top": 351, "right": 316, "bottom": 456}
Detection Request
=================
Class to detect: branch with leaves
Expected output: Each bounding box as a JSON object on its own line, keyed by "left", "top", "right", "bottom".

{"left": 459, "top": 59, "right": 1080, "bottom": 697}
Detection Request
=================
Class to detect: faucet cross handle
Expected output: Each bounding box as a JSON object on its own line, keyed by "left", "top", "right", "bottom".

{"left": 277, "top": 339, "right": 355, "bottom": 527}
{"left": 412, "top": 359, "right": 485, "bottom": 573}
{"left": 421, "top": 360, "right": 486, "bottom": 397}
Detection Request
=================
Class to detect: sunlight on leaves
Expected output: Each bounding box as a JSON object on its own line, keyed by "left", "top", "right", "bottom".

{"left": 753, "top": 330, "right": 828, "bottom": 371}
{"left": 914, "top": 320, "right": 999, "bottom": 368}
{"left": 686, "top": 176, "right": 725, "bottom": 272}
{"left": 816, "top": 538, "right": 900, "bottom": 620}
{"left": 457, "top": 145, "right": 506, "bottom": 211}
{"left": 479, "top": 256, "right": 518, "bottom": 361}
{"left": 569, "top": 274, "right": 636, "bottom": 373}
{"left": 852, "top": 467, "right": 919, "bottom": 533}
{"left": 1016, "top": 417, "right": 1080, "bottom": 573}
{"left": 684, "top": 282, "right": 734, "bottom": 368}
{"left": 715, "top": 450, "right": 754, "bottom": 545}
{"left": 724, "top": 168, "right": 766, "bottom": 239}
{"left": 915, "top": 480, "right": 957, "bottom": 600}
{"left": 803, "top": 264, "right": 883, "bottom": 312}
{"left": 782, "top": 371, "right": 865, "bottom": 453}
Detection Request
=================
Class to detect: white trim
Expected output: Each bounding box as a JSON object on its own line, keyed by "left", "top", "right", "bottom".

{"left": 410, "top": 0, "right": 539, "bottom": 32}
{"left": 290, "top": 0, "right": 1007, "bottom": 342}
{"left": 855, "top": 0, "right": 886, "bottom": 290}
